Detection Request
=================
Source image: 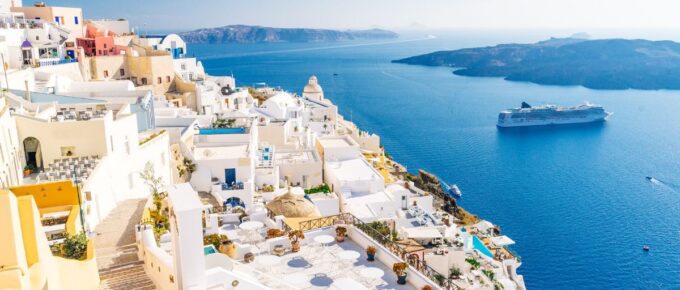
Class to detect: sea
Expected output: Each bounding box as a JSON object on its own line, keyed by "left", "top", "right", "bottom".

{"left": 188, "top": 30, "right": 680, "bottom": 289}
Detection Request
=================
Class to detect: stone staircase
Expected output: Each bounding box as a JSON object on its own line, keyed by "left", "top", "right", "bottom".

{"left": 98, "top": 260, "right": 156, "bottom": 290}
{"left": 93, "top": 198, "right": 156, "bottom": 290}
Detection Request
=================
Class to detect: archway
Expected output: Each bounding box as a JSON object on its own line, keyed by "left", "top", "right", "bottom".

{"left": 23, "top": 137, "right": 43, "bottom": 171}
{"left": 224, "top": 197, "right": 244, "bottom": 208}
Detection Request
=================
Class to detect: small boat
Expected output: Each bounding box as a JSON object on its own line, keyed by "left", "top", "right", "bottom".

{"left": 333, "top": 73, "right": 339, "bottom": 76}
{"left": 643, "top": 245, "right": 650, "bottom": 251}
{"left": 646, "top": 176, "right": 654, "bottom": 181}
{"left": 441, "top": 181, "right": 462, "bottom": 197}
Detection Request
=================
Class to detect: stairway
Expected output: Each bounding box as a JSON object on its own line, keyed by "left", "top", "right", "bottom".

{"left": 93, "top": 198, "right": 156, "bottom": 290}
{"left": 98, "top": 260, "right": 156, "bottom": 290}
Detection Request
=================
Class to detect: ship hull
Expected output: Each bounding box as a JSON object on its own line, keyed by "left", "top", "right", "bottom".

{"left": 497, "top": 113, "right": 611, "bottom": 128}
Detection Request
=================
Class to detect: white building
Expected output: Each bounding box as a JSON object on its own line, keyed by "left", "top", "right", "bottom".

{"left": 0, "top": 94, "right": 22, "bottom": 189}
{"left": 190, "top": 117, "right": 257, "bottom": 208}
{"left": 4, "top": 91, "right": 171, "bottom": 230}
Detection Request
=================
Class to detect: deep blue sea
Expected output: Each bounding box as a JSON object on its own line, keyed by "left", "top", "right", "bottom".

{"left": 190, "top": 31, "right": 680, "bottom": 289}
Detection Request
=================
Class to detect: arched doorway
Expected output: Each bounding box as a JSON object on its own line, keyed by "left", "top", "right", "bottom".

{"left": 224, "top": 197, "right": 244, "bottom": 208}
{"left": 23, "top": 137, "right": 43, "bottom": 171}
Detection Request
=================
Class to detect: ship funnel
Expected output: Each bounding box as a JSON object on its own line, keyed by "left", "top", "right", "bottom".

{"left": 521, "top": 102, "right": 532, "bottom": 108}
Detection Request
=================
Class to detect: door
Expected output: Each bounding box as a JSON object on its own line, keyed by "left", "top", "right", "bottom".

{"left": 224, "top": 168, "right": 236, "bottom": 185}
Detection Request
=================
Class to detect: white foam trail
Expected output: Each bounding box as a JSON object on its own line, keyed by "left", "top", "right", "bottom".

{"left": 197, "top": 37, "right": 435, "bottom": 60}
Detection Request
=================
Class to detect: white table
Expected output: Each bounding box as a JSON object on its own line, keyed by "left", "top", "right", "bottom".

{"left": 331, "top": 277, "right": 370, "bottom": 290}
{"left": 360, "top": 267, "right": 384, "bottom": 286}
{"left": 314, "top": 234, "right": 336, "bottom": 261}
{"left": 314, "top": 234, "right": 335, "bottom": 247}
{"left": 338, "top": 250, "right": 360, "bottom": 263}
{"left": 256, "top": 254, "right": 281, "bottom": 272}
{"left": 337, "top": 250, "right": 361, "bottom": 271}
{"left": 239, "top": 221, "right": 264, "bottom": 243}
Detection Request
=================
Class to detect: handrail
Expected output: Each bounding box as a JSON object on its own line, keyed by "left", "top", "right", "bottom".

{"left": 0, "top": 265, "right": 26, "bottom": 277}
{"left": 295, "top": 213, "right": 457, "bottom": 289}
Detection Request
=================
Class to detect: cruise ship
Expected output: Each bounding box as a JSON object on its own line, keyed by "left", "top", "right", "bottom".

{"left": 497, "top": 102, "right": 612, "bottom": 127}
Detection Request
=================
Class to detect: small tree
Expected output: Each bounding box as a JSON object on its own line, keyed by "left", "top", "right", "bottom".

{"left": 140, "top": 161, "right": 164, "bottom": 199}
{"left": 449, "top": 266, "right": 462, "bottom": 279}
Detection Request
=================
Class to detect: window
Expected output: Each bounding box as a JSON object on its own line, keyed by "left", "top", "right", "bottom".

{"left": 166, "top": 76, "right": 171, "bottom": 83}
{"left": 54, "top": 16, "right": 59, "bottom": 23}
{"left": 157, "top": 77, "right": 162, "bottom": 84}
{"left": 74, "top": 16, "right": 79, "bottom": 24}
{"left": 141, "top": 78, "right": 147, "bottom": 85}
{"left": 35, "top": 36, "right": 39, "bottom": 41}
{"left": 128, "top": 173, "right": 135, "bottom": 189}
{"left": 180, "top": 64, "right": 186, "bottom": 70}
{"left": 124, "top": 136, "right": 130, "bottom": 155}
{"left": 103, "top": 43, "right": 107, "bottom": 49}
{"left": 120, "top": 69, "right": 125, "bottom": 76}
{"left": 103, "top": 70, "right": 109, "bottom": 77}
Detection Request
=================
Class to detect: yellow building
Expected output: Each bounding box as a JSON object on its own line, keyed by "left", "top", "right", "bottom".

{"left": 0, "top": 188, "right": 99, "bottom": 290}
{"left": 85, "top": 42, "right": 177, "bottom": 97}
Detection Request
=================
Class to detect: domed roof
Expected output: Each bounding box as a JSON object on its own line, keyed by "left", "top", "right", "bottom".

{"left": 265, "top": 187, "right": 321, "bottom": 218}
{"left": 303, "top": 75, "right": 323, "bottom": 94}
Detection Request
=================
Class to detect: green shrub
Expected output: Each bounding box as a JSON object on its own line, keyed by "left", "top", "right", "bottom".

{"left": 204, "top": 234, "right": 229, "bottom": 249}
{"left": 304, "top": 183, "right": 331, "bottom": 194}
{"left": 61, "top": 232, "right": 88, "bottom": 260}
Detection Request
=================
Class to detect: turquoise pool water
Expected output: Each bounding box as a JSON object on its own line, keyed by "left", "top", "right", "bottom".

{"left": 199, "top": 128, "right": 246, "bottom": 135}
{"left": 472, "top": 236, "right": 494, "bottom": 258}
{"left": 203, "top": 245, "right": 217, "bottom": 255}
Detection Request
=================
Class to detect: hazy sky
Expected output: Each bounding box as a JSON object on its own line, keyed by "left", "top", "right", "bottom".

{"left": 46, "top": 0, "right": 680, "bottom": 31}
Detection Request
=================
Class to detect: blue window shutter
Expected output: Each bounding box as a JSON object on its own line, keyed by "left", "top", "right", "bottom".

{"left": 74, "top": 16, "right": 79, "bottom": 24}
{"left": 55, "top": 16, "right": 59, "bottom": 23}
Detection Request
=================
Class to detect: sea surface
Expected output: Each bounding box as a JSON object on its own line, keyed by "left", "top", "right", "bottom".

{"left": 190, "top": 31, "right": 680, "bottom": 289}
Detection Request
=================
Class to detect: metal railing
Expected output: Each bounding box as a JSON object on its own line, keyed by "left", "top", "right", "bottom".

{"left": 294, "top": 213, "right": 461, "bottom": 289}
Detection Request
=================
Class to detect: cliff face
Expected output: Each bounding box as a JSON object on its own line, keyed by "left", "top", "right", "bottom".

{"left": 393, "top": 37, "right": 680, "bottom": 90}
{"left": 178, "top": 25, "right": 398, "bottom": 44}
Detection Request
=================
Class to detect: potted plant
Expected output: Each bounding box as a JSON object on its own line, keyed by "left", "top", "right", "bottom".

{"left": 218, "top": 240, "right": 237, "bottom": 259}
{"left": 366, "top": 246, "right": 377, "bottom": 261}
{"left": 288, "top": 230, "right": 305, "bottom": 252}
{"left": 335, "top": 226, "right": 347, "bottom": 242}
{"left": 392, "top": 262, "right": 408, "bottom": 285}
{"left": 449, "top": 266, "right": 462, "bottom": 279}
{"left": 23, "top": 165, "right": 33, "bottom": 177}
{"left": 421, "top": 286, "right": 434, "bottom": 290}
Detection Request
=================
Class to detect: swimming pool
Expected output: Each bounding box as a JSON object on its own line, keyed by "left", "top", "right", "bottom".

{"left": 472, "top": 236, "right": 494, "bottom": 258}
{"left": 199, "top": 128, "right": 246, "bottom": 135}
{"left": 203, "top": 245, "right": 217, "bottom": 255}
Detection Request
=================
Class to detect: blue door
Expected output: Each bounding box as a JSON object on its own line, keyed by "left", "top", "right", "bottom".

{"left": 224, "top": 168, "right": 236, "bottom": 185}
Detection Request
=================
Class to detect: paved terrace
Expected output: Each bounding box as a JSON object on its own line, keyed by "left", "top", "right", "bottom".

{"left": 233, "top": 238, "right": 415, "bottom": 290}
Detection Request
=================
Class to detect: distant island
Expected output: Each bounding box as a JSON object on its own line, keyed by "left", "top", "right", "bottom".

{"left": 393, "top": 37, "right": 680, "bottom": 90}
{"left": 178, "top": 25, "right": 398, "bottom": 44}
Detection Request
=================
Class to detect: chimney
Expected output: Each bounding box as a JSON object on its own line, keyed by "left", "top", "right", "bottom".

{"left": 34, "top": 2, "right": 46, "bottom": 7}
{"left": 24, "top": 80, "right": 31, "bottom": 102}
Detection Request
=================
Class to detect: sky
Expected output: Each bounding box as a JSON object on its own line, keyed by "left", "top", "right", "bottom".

{"left": 44, "top": 0, "right": 680, "bottom": 31}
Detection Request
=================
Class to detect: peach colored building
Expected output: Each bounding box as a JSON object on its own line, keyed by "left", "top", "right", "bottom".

{"left": 11, "top": 3, "right": 84, "bottom": 59}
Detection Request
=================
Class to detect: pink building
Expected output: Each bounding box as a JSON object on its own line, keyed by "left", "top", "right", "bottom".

{"left": 76, "top": 23, "right": 126, "bottom": 57}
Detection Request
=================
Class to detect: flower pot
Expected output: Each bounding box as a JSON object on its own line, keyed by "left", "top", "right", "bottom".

{"left": 219, "top": 242, "right": 237, "bottom": 259}
{"left": 367, "top": 253, "right": 375, "bottom": 261}
{"left": 23, "top": 169, "right": 32, "bottom": 177}
{"left": 291, "top": 241, "right": 300, "bottom": 252}
{"left": 336, "top": 235, "right": 345, "bottom": 243}
{"left": 397, "top": 274, "right": 407, "bottom": 285}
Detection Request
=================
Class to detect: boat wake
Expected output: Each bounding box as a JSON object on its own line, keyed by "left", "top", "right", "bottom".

{"left": 647, "top": 177, "right": 680, "bottom": 192}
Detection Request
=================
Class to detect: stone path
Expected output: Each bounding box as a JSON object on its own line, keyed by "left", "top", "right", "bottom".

{"left": 93, "top": 198, "right": 156, "bottom": 290}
